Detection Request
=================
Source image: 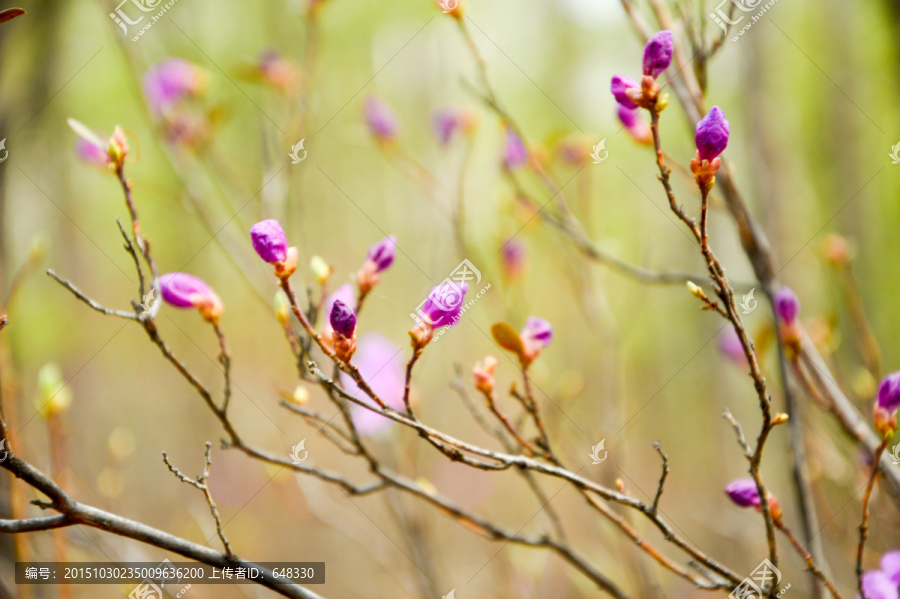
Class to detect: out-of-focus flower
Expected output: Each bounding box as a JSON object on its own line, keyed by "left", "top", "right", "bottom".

{"left": 274, "top": 290, "right": 290, "bottom": 325}
{"left": 521, "top": 317, "right": 553, "bottom": 362}
{"left": 501, "top": 237, "right": 526, "bottom": 278}
{"left": 556, "top": 134, "right": 594, "bottom": 166}
{"left": 340, "top": 333, "right": 406, "bottom": 436}
{"left": 75, "top": 135, "right": 109, "bottom": 167}
{"left": 257, "top": 50, "right": 302, "bottom": 93}
{"left": 108, "top": 126, "right": 129, "bottom": 169}
{"left": 610, "top": 75, "right": 639, "bottom": 110}
{"left": 433, "top": 108, "right": 459, "bottom": 146}
{"left": 881, "top": 551, "right": 900, "bottom": 585}
{"left": 617, "top": 105, "right": 652, "bottom": 145}
{"left": 502, "top": 126, "right": 528, "bottom": 170}
{"left": 642, "top": 30, "right": 673, "bottom": 79}
{"left": 774, "top": 286, "right": 800, "bottom": 324}
{"left": 473, "top": 356, "right": 498, "bottom": 395}
{"left": 159, "top": 272, "right": 223, "bottom": 323}
{"left": 143, "top": 58, "right": 207, "bottom": 115}
{"left": 861, "top": 570, "right": 899, "bottom": 599}
{"left": 290, "top": 385, "right": 310, "bottom": 406}
{"left": 724, "top": 477, "right": 781, "bottom": 521}
{"left": 363, "top": 95, "right": 398, "bottom": 142}
{"left": 309, "top": 255, "right": 333, "bottom": 286}
{"left": 695, "top": 106, "right": 730, "bottom": 162}
{"left": 875, "top": 371, "right": 900, "bottom": 436}
{"left": 718, "top": 327, "right": 748, "bottom": 366}
{"left": 35, "top": 363, "right": 72, "bottom": 419}
{"left": 250, "top": 219, "right": 298, "bottom": 279}
{"left": 357, "top": 235, "right": 396, "bottom": 296}
{"left": 823, "top": 233, "right": 852, "bottom": 267}
{"left": 330, "top": 299, "right": 357, "bottom": 362}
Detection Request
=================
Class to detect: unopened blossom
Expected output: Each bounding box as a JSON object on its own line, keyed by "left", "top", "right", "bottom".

{"left": 330, "top": 299, "right": 357, "bottom": 362}
{"left": 257, "top": 50, "right": 302, "bottom": 92}
{"left": 610, "top": 75, "right": 639, "bottom": 110}
{"left": 143, "top": 58, "right": 207, "bottom": 114}
{"left": 433, "top": 109, "right": 459, "bottom": 146}
{"left": 521, "top": 317, "right": 553, "bottom": 362}
{"left": 160, "top": 272, "right": 223, "bottom": 323}
{"left": 108, "top": 126, "right": 129, "bottom": 168}
{"left": 473, "top": 356, "right": 499, "bottom": 395}
{"left": 410, "top": 281, "right": 469, "bottom": 349}
{"left": 357, "top": 235, "right": 396, "bottom": 296}
{"left": 363, "top": 95, "right": 398, "bottom": 142}
{"left": 502, "top": 126, "right": 528, "bottom": 170}
{"left": 774, "top": 286, "right": 800, "bottom": 324}
{"left": 36, "top": 363, "right": 72, "bottom": 419}
{"left": 617, "top": 106, "right": 652, "bottom": 145}
{"left": 501, "top": 237, "right": 526, "bottom": 277}
{"left": 642, "top": 31, "right": 673, "bottom": 79}
{"left": 725, "top": 477, "right": 781, "bottom": 521}
{"left": 250, "top": 219, "right": 298, "bottom": 279}
{"left": 695, "top": 106, "right": 730, "bottom": 162}
{"left": 74, "top": 134, "right": 109, "bottom": 167}
{"left": 875, "top": 371, "right": 900, "bottom": 436}
{"left": 340, "top": 333, "right": 406, "bottom": 436}
{"left": 323, "top": 283, "right": 356, "bottom": 343}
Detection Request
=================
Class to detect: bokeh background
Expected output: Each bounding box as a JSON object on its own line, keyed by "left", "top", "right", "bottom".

{"left": 1, "top": 0, "right": 899, "bottom": 596}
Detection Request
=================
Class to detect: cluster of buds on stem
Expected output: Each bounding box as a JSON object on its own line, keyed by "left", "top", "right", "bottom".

{"left": 472, "top": 356, "right": 498, "bottom": 396}
{"left": 330, "top": 299, "right": 357, "bottom": 362}
{"left": 356, "top": 236, "right": 396, "bottom": 300}
{"left": 774, "top": 286, "right": 801, "bottom": 352}
{"left": 875, "top": 372, "right": 900, "bottom": 438}
{"left": 610, "top": 31, "right": 673, "bottom": 114}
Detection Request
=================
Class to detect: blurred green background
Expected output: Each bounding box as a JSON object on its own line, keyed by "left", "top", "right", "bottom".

{"left": 1, "top": 0, "right": 899, "bottom": 596}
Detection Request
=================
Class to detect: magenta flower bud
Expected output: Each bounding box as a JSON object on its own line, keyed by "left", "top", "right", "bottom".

{"left": 642, "top": 30, "right": 673, "bottom": 78}
{"left": 861, "top": 570, "right": 899, "bottom": 599}
{"left": 617, "top": 105, "right": 652, "bottom": 144}
{"left": 422, "top": 281, "right": 468, "bottom": 327}
{"left": 433, "top": 109, "right": 459, "bottom": 146}
{"left": 330, "top": 299, "right": 357, "bottom": 338}
{"left": 774, "top": 286, "right": 800, "bottom": 324}
{"left": 366, "top": 236, "right": 396, "bottom": 272}
{"left": 503, "top": 126, "right": 528, "bottom": 170}
{"left": 724, "top": 478, "right": 761, "bottom": 507}
{"left": 75, "top": 137, "right": 109, "bottom": 167}
{"left": 522, "top": 317, "right": 553, "bottom": 348}
{"left": 501, "top": 237, "right": 526, "bottom": 276}
{"left": 143, "top": 58, "right": 206, "bottom": 114}
{"left": 877, "top": 372, "right": 900, "bottom": 415}
{"left": 160, "top": 272, "right": 223, "bottom": 323}
{"left": 363, "top": 95, "right": 399, "bottom": 141}
{"left": 610, "top": 75, "right": 639, "bottom": 110}
{"left": 695, "top": 106, "right": 730, "bottom": 162}
{"left": 250, "top": 219, "right": 288, "bottom": 264}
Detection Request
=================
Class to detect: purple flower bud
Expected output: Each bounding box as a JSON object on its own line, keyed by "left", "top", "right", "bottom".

{"left": 881, "top": 551, "right": 900, "bottom": 586}
{"left": 774, "top": 286, "right": 800, "bottom": 324}
{"left": 160, "top": 272, "right": 223, "bottom": 322}
{"left": 433, "top": 108, "right": 459, "bottom": 146}
{"left": 695, "top": 106, "right": 730, "bottom": 162}
{"left": 422, "top": 281, "right": 469, "bottom": 327}
{"left": 324, "top": 284, "right": 356, "bottom": 331}
{"left": 143, "top": 58, "right": 206, "bottom": 115}
{"left": 724, "top": 478, "right": 761, "bottom": 507}
{"left": 643, "top": 30, "right": 673, "bottom": 78}
{"left": 363, "top": 95, "right": 399, "bottom": 141}
{"left": 250, "top": 219, "right": 288, "bottom": 264}
{"left": 610, "top": 75, "right": 639, "bottom": 110}
{"left": 330, "top": 299, "right": 357, "bottom": 338}
{"left": 366, "top": 235, "right": 396, "bottom": 272}
{"left": 861, "top": 570, "right": 899, "bottom": 599}
{"left": 522, "top": 317, "right": 553, "bottom": 349}
{"left": 617, "top": 106, "right": 652, "bottom": 144}
{"left": 503, "top": 126, "right": 528, "bottom": 170}
{"left": 878, "top": 372, "right": 900, "bottom": 415}
{"left": 501, "top": 237, "right": 526, "bottom": 276}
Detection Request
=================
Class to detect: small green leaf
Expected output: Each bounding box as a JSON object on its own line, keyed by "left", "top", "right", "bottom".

{"left": 491, "top": 322, "right": 524, "bottom": 357}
